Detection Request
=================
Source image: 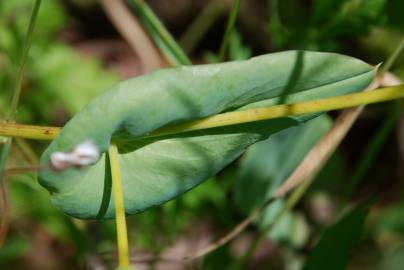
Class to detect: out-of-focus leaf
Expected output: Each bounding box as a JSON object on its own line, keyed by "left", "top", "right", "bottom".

{"left": 273, "top": 0, "right": 386, "bottom": 51}
{"left": 269, "top": 210, "right": 309, "bottom": 248}
{"left": 312, "top": 0, "right": 347, "bottom": 24}
{"left": 376, "top": 202, "right": 404, "bottom": 233}
{"left": 180, "top": 177, "right": 223, "bottom": 211}
{"left": 38, "top": 51, "right": 375, "bottom": 219}
{"left": 386, "top": 0, "right": 404, "bottom": 30}
{"left": 228, "top": 30, "right": 252, "bottom": 61}
{"left": 9, "top": 174, "right": 86, "bottom": 245}
{"left": 0, "top": 1, "right": 116, "bottom": 123}
{"left": 233, "top": 114, "right": 330, "bottom": 249}
{"left": 234, "top": 115, "right": 332, "bottom": 215}
{"left": 0, "top": 235, "right": 30, "bottom": 262}
{"left": 377, "top": 245, "right": 404, "bottom": 270}
{"left": 203, "top": 244, "right": 233, "bottom": 270}
{"left": 28, "top": 44, "right": 118, "bottom": 117}
{"left": 204, "top": 29, "right": 251, "bottom": 63}
{"left": 0, "top": 0, "right": 66, "bottom": 41}
{"left": 302, "top": 205, "right": 369, "bottom": 270}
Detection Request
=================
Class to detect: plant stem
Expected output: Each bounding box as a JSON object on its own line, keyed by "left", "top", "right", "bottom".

{"left": 266, "top": 0, "right": 284, "bottom": 50}
{"left": 218, "top": 0, "right": 241, "bottom": 61}
{"left": 148, "top": 85, "right": 404, "bottom": 138}
{"left": 0, "top": 0, "right": 41, "bottom": 180}
{"left": 1, "top": 84, "right": 404, "bottom": 141}
{"left": 341, "top": 37, "right": 404, "bottom": 201}
{"left": 109, "top": 143, "right": 131, "bottom": 269}
{"left": 381, "top": 37, "right": 404, "bottom": 74}
{"left": 0, "top": 123, "right": 60, "bottom": 140}
{"left": 8, "top": 0, "right": 42, "bottom": 120}
{"left": 179, "top": 0, "right": 226, "bottom": 54}
{"left": 127, "top": 0, "right": 191, "bottom": 65}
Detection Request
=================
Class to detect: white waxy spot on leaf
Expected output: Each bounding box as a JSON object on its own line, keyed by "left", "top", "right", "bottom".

{"left": 50, "top": 140, "right": 100, "bottom": 171}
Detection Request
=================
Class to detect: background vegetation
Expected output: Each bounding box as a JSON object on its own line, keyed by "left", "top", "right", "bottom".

{"left": 1, "top": 0, "right": 404, "bottom": 269}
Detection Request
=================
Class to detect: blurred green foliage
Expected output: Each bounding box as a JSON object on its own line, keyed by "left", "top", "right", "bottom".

{"left": 302, "top": 205, "right": 369, "bottom": 270}
{"left": 1, "top": 0, "right": 404, "bottom": 269}
{"left": 268, "top": 0, "right": 387, "bottom": 51}
{"left": 0, "top": 0, "right": 117, "bottom": 124}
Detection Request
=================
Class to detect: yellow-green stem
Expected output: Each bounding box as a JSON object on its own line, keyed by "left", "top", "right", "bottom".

{"left": 0, "top": 123, "right": 60, "bottom": 140}
{"left": 142, "top": 85, "right": 404, "bottom": 138}
{"left": 109, "top": 143, "right": 131, "bottom": 268}
{"left": 0, "top": 84, "right": 404, "bottom": 141}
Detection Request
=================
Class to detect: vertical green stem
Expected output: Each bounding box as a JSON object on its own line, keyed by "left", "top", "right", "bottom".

{"left": 267, "top": 0, "right": 284, "bottom": 50}
{"left": 127, "top": 0, "right": 191, "bottom": 65}
{"left": 1, "top": 0, "right": 41, "bottom": 180}
{"left": 381, "top": 37, "right": 404, "bottom": 74}
{"left": 8, "top": 0, "right": 42, "bottom": 120}
{"left": 109, "top": 143, "right": 132, "bottom": 269}
{"left": 218, "top": 0, "right": 241, "bottom": 61}
{"left": 179, "top": 0, "right": 226, "bottom": 54}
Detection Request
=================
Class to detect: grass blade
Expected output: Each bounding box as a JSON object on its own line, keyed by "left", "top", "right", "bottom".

{"left": 127, "top": 0, "right": 191, "bottom": 65}
{"left": 180, "top": 0, "right": 226, "bottom": 54}
{"left": 218, "top": 0, "right": 241, "bottom": 61}
{"left": 8, "top": 0, "right": 42, "bottom": 120}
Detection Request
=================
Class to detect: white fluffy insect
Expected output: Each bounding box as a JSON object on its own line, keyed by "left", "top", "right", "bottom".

{"left": 50, "top": 140, "right": 100, "bottom": 171}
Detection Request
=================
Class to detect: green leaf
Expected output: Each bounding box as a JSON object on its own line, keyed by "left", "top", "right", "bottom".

{"left": 38, "top": 51, "right": 376, "bottom": 219}
{"left": 302, "top": 205, "right": 369, "bottom": 270}
{"left": 233, "top": 115, "right": 331, "bottom": 249}
{"left": 234, "top": 115, "right": 332, "bottom": 215}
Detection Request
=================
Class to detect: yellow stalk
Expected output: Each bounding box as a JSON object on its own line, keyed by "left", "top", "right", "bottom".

{"left": 149, "top": 84, "right": 404, "bottom": 138}
{"left": 0, "top": 123, "right": 60, "bottom": 140}
{"left": 1, "top": 84, "right": 404, "bottom": 141}
{"left": 108, "top": 143, "right": 130, "bottom": 268}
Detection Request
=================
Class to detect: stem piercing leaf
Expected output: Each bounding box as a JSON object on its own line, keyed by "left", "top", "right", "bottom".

{"left": 38, "top": 51, "right": 376, "bottom": 219}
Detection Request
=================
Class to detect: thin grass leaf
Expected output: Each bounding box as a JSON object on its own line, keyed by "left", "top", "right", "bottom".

{"left": 218, "top": 0, "right": 241, "bottom": 61}
{"left": 127, "top": 0, "right": 191, "bottom": 65}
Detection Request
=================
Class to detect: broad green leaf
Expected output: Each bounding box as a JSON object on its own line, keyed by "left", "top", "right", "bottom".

{"left": 302, "top": 205, "right": 369, "bottom": 270}
{"left": 38, "top": 51, "right": 376, "bottom": 219}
